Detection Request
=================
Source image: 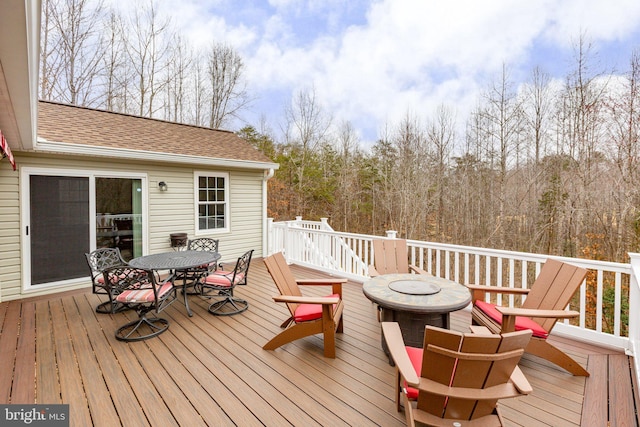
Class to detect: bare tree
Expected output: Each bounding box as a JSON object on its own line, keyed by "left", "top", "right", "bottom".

{"left": 164, "top": 35, "right": 193, "bottom": 123}
{"left": 480, "top": 64, "right": 525, "bottom": 247}
{"left": 523, "top": 67, "right": 554, "bottom": 164}
{"left": 427, "top": 104, "right": 456, "bottom": 239}
{"left": 100, "top": 9, "right": 128, "bottom": 112}
{"left": 333, "top": 121, "right": 361, "bottom": 231}
{"left": 282, "top": 88, "right": 333, "bottom": 215}
{"left": 122, "top": 0, "right": 173, "bottom": 117}
{"left": 39, "top": 0, "right": 105, "bottom": 105}
{"left": 206, "top": 43, "right": 250, "bottom": 129}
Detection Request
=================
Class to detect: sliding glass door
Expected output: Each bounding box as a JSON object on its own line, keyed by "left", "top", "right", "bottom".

{"left": 22, "top": 168, "right": 146, "bottom": 290}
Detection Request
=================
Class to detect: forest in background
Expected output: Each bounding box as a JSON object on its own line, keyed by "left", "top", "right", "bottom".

{"left": 40, "top": 0, "right": 640, "bottom": 264}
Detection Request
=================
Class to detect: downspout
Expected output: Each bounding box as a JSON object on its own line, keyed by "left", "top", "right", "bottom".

{"left": 262, "top": 169, "right": 275, "bottom": 256}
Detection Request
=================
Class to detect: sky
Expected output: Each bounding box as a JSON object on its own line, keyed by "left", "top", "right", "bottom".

{"left": 145, "top": 0, "right": 640, "bottom": 147}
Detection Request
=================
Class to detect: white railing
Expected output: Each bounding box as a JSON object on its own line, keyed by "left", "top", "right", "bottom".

{"left": 268, "top": 219, "right": 639, "bottom": 363}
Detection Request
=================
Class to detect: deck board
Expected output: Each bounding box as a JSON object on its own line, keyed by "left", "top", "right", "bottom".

{"left": 0, "top": 260, "right": 637, "bottom": 426}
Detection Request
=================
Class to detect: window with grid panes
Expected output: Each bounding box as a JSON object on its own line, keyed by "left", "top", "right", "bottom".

{"left": 196, "top": 172, "right": 228, "bottom": 231}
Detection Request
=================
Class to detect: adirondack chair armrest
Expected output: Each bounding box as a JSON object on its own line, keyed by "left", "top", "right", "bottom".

{"left": 510, "top": 366, "right": 533, "bottom": 394}
{"left": 416, "top": 378, "right": 524, "bottom": 400}
{"left": 273, "top": 295, "right": 340, "bottom": 305}
{"left": 408, "top": 264, "right": 431, "bottom": 276}
{"left": 296, "top": 278, "right": 347, "bottom": 285}
{"left": 368, "top": 265, "right": 381, "bottom": 277}
{"left": 381, "top": 322, "right": 420, "bottom": 385}
{"left": 467, "top": 284, "right": 530, "bottom": 301}
{"left": 496, "top": 306, "right": 580, "bottom": 319}
{"left": 466, "top": 284, "right": 531, "bottom": 294}
{"left": 296, "top": 278, "right": 345, "bottom": 296}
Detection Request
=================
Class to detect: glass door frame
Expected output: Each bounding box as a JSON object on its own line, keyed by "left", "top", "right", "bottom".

{"left": 20, "top": 166, "right": 148, "bottom": 292}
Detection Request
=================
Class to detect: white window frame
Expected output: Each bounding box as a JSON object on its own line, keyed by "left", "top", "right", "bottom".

{"left": 194, "top": 171, "right": 230, "bottom": 235}
{"left": 20, "top": 166, "right": 148, "bottom": 292}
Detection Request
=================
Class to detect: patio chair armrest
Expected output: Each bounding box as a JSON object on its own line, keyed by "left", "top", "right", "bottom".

{"left": 273, "top": 295, "right": 340, "bottom": 305}
{"left": 381, "top": 322, "right": 420, "bottom": 385}
{"left": 496, "top": 306, "right": 580, "bottom": 319}
{"left": 510, "top": 366, "right": 533, "bottom": 394}
{"left": 296, "top": 278, "right": 347, "bottom": 286}
{"left": 408, "top": 264, "right": 431, "bottom": 276}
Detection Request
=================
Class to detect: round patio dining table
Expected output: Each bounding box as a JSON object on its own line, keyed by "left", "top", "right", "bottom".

{"left": 129, "top": 250, "right": 221, "bottom": 317}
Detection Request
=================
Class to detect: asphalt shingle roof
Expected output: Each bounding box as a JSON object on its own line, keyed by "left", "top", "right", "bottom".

{"left": 37, "top": 100, "right": 272, "bottom": 164}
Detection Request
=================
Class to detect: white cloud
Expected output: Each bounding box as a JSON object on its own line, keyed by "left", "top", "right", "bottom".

{"left": 134, "top": 0, "right": 640, "bottom": 145}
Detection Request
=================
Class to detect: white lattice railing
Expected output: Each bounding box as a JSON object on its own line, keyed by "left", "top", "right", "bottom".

{"left": 268, "top": 218, "right": 639, "bottom": 369}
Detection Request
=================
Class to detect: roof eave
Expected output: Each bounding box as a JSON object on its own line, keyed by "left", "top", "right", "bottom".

{"left": 0, "top": 0, "right": 41, "bottom": 150}
{"left": 34, "top": 139, "right": 280, "bottom": 170}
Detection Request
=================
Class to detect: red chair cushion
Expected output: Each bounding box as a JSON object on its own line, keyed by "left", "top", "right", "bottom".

{"left": 404, "top": 346, "right": 423, "bottom": 400}
{"left": 293, "top": 294, "right": 340, "bottom": 322}
{"left": 204, "top": 271, "right": 245, "bottom": 287}
{"left": 475, "top": 300, "right": 548, "bottom": 338}
{"left": 116, "top": 282, "right": 173, "bottom": 303}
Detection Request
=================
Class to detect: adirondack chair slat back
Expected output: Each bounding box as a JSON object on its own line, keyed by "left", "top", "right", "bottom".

{"left": 263, "top": 252, "right": 302, "bottom": 317}
{"left": 419, "top": 326, "right": 531, "bottom": 421}
{"left": 373, "top": 239, "right": 410, "bottom": 275}
{"left": 521, "top": 259, "right": 587, "bottom": 333}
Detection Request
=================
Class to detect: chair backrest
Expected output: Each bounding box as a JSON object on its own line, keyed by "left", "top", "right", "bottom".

{"left": 231, "top": 249, "right": 254, "bottom": 285}
{"left": 85, "top": 248, "right": 126, "bottom": 280}
{"left": 187, "top": 238, "right": 219, "bottom": 252}
{"left": 522, "top": 259, "right": 587, "bottom": 333}
{"left": 103, "top": 266, "right": 165, "bottom": 310}
{"left": 372, "top": 239, "right": 410, "bottom": 275}
{"left": 263, "top": 252, "right": 302, "bottom": 318}
{"left": 418, "top": 326, "right": 532, "bottom": 421}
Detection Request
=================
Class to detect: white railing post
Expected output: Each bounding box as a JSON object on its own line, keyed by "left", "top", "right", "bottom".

{"left": 386, "top": 230, "right": 397, "bottom": 238}
{"left": 627, "top": 253, "right": 640, "bottom": 380}
{"left": 320, "top": 217, "right": 330, "bottom": 230}
{"left": 266, "top": 218, "right": 273, "bottom": 255}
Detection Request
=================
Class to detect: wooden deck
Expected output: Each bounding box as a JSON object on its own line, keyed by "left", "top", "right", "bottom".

{"left": 0, "top": 260, "right": 637, "bottom": 426}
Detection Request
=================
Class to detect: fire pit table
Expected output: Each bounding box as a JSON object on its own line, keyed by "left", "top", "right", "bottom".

{"left": 363, "top": 273, "right": 471, "bottom": 361}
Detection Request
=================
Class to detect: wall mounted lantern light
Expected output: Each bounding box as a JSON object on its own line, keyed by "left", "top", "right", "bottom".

{"left": 158, "top": 181, "right": 168, "bottom": 191}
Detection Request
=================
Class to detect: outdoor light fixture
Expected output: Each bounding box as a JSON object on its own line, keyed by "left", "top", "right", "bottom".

{"left": 158, "top": 181, "right": 168, "bottom": 191}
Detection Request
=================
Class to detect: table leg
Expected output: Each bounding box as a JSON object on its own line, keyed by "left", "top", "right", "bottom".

{"left": 183, "top": 273, "right": 193, "bottom": 317}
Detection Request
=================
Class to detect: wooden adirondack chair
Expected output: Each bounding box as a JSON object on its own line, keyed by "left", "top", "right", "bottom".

{"left": 263, "top": 252, "right": 346, "bottom": 358}
{"left": 382, "top": 322, "right": 533, "bottom": 426}
{"left": 468, "top": 258, "right": 589, "bottom": 376}
{"left": 368, "top": 239, "right": 430, "bottom": 277}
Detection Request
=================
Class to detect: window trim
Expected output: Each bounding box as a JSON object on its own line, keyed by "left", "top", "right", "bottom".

{"left": 194, "top": 171, "right": 230, "bottom": 235}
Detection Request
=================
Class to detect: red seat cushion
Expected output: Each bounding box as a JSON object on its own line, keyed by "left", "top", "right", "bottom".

{"left": 204, "top": 271, "right": 244, "bottom": 287}
{"left": 404, "top": 346, "right": 423, "bottom": 400}
{"left": 293, "top": 294, "right": 340, "bottom": 322}
{"left": 116, "top": 282, "right": 173, "bottom": 303}
{"left": 475, "top": 300, "right": 548, "bottom": 338}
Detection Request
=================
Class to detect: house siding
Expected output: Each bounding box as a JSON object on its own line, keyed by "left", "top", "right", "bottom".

{"left": 0, "top": 152, "right": 266, "bottom": 301}
{"left": 0, "top": 162, "right": 20, "bottom": 302}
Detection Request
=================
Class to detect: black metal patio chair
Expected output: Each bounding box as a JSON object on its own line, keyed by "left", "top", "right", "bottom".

{"left": 85, "top": 247, "right": 129, "bottom": 313}
{"left": 103, "top": 266, "right": 177, "bottom": 341}
{"left": 199, "top": 249, "right": 253, "bottom": 315}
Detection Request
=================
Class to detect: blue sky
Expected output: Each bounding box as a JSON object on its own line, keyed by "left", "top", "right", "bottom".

{"left": 149, "top": 0, "right": 640, "bottom": 147}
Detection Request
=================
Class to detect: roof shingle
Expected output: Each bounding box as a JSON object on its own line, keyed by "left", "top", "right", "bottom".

{"left": 37, "top": 100, "right": 272, "bottom": 164}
